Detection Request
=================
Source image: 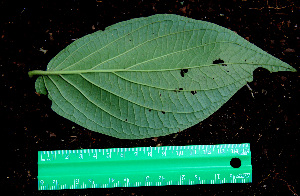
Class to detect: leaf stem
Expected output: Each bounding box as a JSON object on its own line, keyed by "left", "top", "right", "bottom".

{"left": 28, "top": 70, "right": 104, "bottom": 77}
{"left": 28, "top": 70, "right": 47, "bottom": 77}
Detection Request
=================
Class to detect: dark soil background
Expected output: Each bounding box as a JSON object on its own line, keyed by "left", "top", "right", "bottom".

{"left": 1, "top": 0, "right": 299, "bottom": 195}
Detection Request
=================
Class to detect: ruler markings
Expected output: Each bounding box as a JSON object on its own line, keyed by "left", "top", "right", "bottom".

{"left": 38, "top": 143, "right": 251, "bottom": 190}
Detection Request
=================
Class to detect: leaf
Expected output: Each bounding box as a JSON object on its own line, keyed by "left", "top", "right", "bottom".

{"left": 28, "top": 14, "right": 296, "bottom": 139}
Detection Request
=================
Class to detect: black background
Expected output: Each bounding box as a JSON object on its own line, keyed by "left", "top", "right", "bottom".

{"left": 1, "top": 0, "right": 299, "bottom": 195}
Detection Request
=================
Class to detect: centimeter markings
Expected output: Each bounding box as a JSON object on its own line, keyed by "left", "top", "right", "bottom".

{"left": 38, "top": 143, "right": 252, "bottom": 190}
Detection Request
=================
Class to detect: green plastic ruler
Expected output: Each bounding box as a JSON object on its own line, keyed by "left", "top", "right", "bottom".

{"left": 38, "top": 143, "right": 252, "bottom": 190}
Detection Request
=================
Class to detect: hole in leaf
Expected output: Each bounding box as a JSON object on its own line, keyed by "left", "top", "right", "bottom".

{"left": 179, "top": 88, "right": 183, "bottom": 90}
{"left": 191, "top": 91, "right": 197, "bottom": 95}
{"left": 125, "top": 119, "right": 128, "bottom": 121}
{"left": 149, "top": 109, "right": 151, "bottom": 112}
{"left": 230, "top": 158, "right": 241, "bottom": 168}
{"left": 180, "top": 69, "right": 188, "bottom": 77}
{"left": 213, "top": 59, "right": 224, "bottom": 64}
{"left": 162, "top": 111, "right": 165, "bottom": 114}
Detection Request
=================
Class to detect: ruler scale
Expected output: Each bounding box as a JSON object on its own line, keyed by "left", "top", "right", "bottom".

{"left": 38, "top": 143, "right": 252, "bottom": 190}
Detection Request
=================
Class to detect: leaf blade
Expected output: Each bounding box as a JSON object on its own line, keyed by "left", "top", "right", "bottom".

{"left": 31, "top": 14, "right": 296, "bottom": 139}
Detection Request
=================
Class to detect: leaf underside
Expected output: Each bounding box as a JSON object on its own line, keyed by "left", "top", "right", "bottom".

{"left": 32, "top": 14, "right": 296, "bottom": 139}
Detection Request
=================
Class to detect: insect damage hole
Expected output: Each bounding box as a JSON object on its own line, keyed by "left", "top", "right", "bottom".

{"left": 213, "top": 58, "right": 224, "bottom": 64}
{"left": 191, "top": 91, "right": 197, "bottom": 95}
{"left": 213, "top": 58, "right": 227, "bottom": 66}
{"left": 174, "top": 88, "right": 184, "bottom": 92}
{"left": 180, "top": 69, "right": 188, "bottom": 77}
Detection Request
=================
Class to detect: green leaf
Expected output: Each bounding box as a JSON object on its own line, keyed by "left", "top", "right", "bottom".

{"left": 28, "top": 14, "right": 296, "bottom": 139}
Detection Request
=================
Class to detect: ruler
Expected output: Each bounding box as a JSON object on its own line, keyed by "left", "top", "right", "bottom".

{"left": 38, "top": 143, "right": 252, "bottom": 190}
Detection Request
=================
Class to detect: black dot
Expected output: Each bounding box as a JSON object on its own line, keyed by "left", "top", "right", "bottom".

{"left": 125, "top": 119, "right": 127, "bottom": 121}
{"left": 179, "top": 88, "right": 183, "bottom": 90}
{"left": 230, "top": 158, "right": 241, "bottom": 168}
{"left": 162, "top": 111, "right": 165, "bottom": 114}
{"left": 149, "top": 109, "right": 151, "bottom": 112}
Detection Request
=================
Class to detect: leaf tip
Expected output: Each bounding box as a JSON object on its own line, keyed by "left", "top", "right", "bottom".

{"left": 290, "top": 66, "right": 297, "bottom": 72}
